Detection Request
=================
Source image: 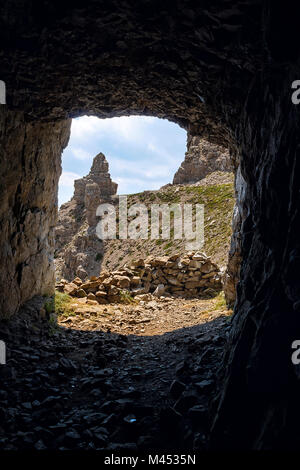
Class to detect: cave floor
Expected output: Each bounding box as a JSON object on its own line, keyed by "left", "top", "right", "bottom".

{"left": 0, "top": 296, "right": 231, "bottom": 451}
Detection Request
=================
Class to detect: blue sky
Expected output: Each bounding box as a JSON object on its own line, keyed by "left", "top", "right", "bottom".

{"left": 58, "top": 115, "right": 187, "bottom": 207}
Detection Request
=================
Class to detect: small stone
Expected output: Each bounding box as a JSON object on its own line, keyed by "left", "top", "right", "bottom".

{"left": 87, "top": 292, "right": 96, "bottom": 300}
{"left": 65, "top": 430, "right": 81, "bottom": 440}
{"left": 34, "top": 439, "right": 46, "bottom": 450}
{"left": 76, "top": 288, "right": 87, "bottom": 298}
{"left": 22, "top": 402, "right": 32, "bottom": 410}
{"left": 130, "top": 276, "right": 141, "bottom": 287}
{"left": 169, "top": 380, "right": 186, "bottom": 399}
{"left": 194, "top": 379, "right": 213, "bottom": 391}
{"left": 73, "top": 277, "right": 83, "bottom": 286}
{"left": 63, "top": 282, "right": 78, "bottom": 296}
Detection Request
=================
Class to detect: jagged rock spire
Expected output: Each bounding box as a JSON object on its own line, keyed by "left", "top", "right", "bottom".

{"left": 73, "top": 152, "right": 118, "bottom": 204}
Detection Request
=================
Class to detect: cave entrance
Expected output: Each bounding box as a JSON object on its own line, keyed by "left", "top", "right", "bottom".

{"left": 52, "top": 114, "right": 236, "bottom": 416}
{"left": 56, "top": 115, "right": 186, "bottom": 281}
{"left": 49, "top": 108, "right": 235, "bottom": 449}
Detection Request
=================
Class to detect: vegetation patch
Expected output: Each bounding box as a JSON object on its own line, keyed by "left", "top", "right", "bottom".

{"left": 119, "top": 290, "right": 136, "bottom": 304}
{"left": 45, "top": 291, "right": 76, "bottom": 317}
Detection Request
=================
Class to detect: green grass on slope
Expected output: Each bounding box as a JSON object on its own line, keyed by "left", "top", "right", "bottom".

{"left": 184, "top": 183, "right": 235, "bottom": 262}
{"left": 104, "top": 182, "right": 235, "bottom": 269}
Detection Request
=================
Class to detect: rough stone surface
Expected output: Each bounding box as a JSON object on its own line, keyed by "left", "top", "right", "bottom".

{"left": 55, "top": 153, "right": 117, "bottom": 281}
{"left": 173, "top": 136, "right": 232, "bottom": 185}
{"left": 223, "top": 166, "right": 246, "bottom": 307}
{"left": 0, "top": 0, "right": 262, "bottom": 148}
{"left": 0, "top": 109, "right": 70, "bottom": 318}
{"left": 211, "top": 69, "right": 300, "bottom": 451}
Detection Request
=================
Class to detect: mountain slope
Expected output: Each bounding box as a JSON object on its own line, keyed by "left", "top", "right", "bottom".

{"left": 101, "top": 171, "right": 235, "bottom": 272}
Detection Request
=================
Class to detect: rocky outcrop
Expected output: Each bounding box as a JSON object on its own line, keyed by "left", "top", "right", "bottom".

{"left": 57, "top": 251, "right": 222, "bottom": 303}
{"left": 74, "top": 152, "right": 117, "bottom": 208}
{"left": 173, "top": 136, "right": 232, "bottom": 185}
{"left": 55, "top": 153, "right": 117, "bottom": 281}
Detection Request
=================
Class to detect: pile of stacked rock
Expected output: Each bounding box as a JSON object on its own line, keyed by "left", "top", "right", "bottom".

{"left": 57, "top": 251, "right": 222, "bottom": 303}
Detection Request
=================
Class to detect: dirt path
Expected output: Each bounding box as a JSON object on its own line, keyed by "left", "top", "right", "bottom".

{"left": 58, "top": 296, "right": 229, "bottom": 334}
{"left": 0, "top": 296, "right": 231, "bottom": 451}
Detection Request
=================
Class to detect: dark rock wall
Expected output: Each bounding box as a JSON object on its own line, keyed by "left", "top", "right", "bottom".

{"left": 211, "top": 68, "right": 300, "bottom": 449}
{"left": 223, "top": 165, "right": 246, "bottom": 307}
{"left": 0, "top": 109, "right": 70, "bottom": 317}
{"left": 0, "top": 0, "right": 261, "bottom": 145}
{"left": 210, "top": 3, "right": 300, "bottom": 448}
{"left": 0, "top": 0, "right": 300, "bottom": 449}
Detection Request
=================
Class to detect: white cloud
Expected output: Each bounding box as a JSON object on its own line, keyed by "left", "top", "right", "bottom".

{"left": 58, "top": 171, "right": 82, "bottom": 207}
{"left": 108, "top": 155, "right": 171, "bottom": 180}
{"left": 71, "top": 115, "right": 165, "bottom": 147}
{"left": 70, "top": 116, "right": 101, "bottom": 139}
{"left": 146, "top": 142, "right": 174, "bottom": 163}
{"left": 59, "top": 171, "right": 81, "bottom": 187}
{"left": 115, "top": 176, "right": 164, "bottom": 195}
{"left": 72, "top": 147, "right": 92, "bottom": 161}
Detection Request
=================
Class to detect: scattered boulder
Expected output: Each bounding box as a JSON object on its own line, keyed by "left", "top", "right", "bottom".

{"left": 113, "top": 275, "right": 131, "bottom": 289}
{"left": 63, "top": 282, "right": 78, "bottom": 296}
{"left": 87, "top": 293, "right": 96, "bottom": 301}
{"left": 130, "top": 276, "right": 141, "bottom": 287}
{"left": 73, "top": 277, "right": 83, "bottom": 286}
{"left": 76, "top": 289, "right": 87, "bottom": 298}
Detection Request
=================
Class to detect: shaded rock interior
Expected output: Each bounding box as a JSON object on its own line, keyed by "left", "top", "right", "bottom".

{"left": 1, "top": 0, "right": 300, "bottom": 450}
{"left": 0, "top": 110, "right": 70, "bottom": 318}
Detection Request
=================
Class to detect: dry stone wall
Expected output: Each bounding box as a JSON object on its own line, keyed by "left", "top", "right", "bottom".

{"left": 57, "top": 251, "right": 222, "bottom": 303}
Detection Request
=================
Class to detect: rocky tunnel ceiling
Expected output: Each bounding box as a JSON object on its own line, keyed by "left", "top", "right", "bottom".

{"left": 0, "top": 0, "right": 264, "bottom": 147}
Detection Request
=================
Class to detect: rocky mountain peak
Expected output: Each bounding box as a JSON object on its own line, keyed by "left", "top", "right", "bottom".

{"left": 73, "top": 152, "right": 117, "bottom": 205}
{"left": 55, "top": 152, "right": 118, "bottom": 281}
{"left": 89, "top": 152, "right": 109, "bottom": 177}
